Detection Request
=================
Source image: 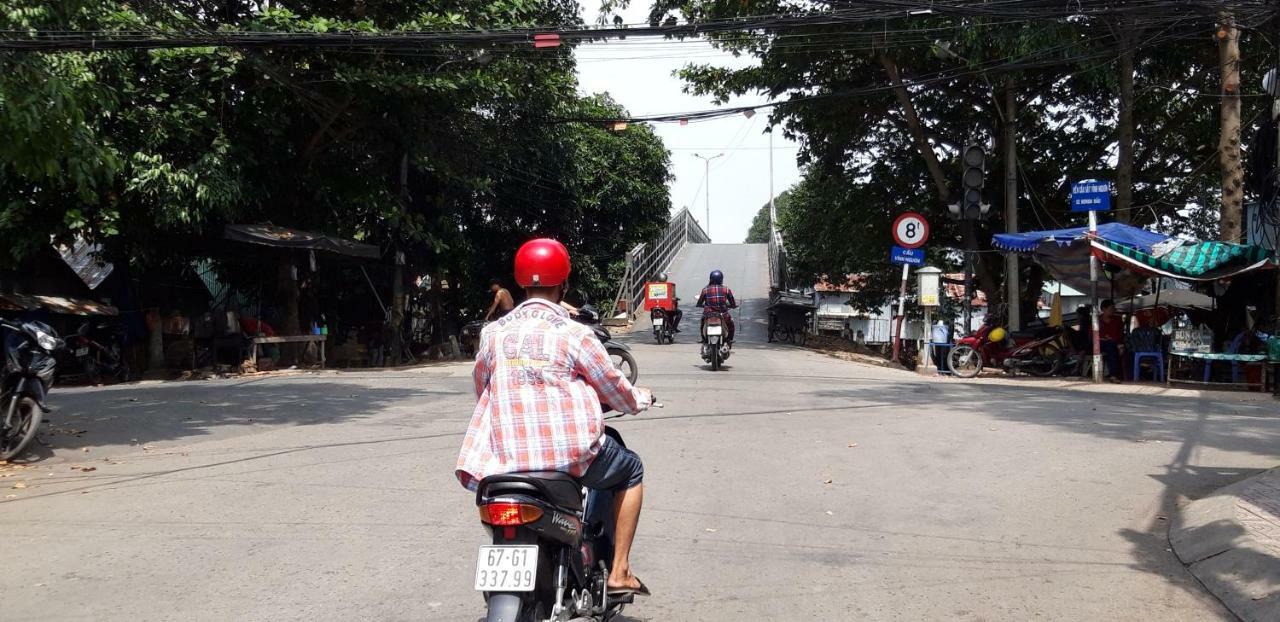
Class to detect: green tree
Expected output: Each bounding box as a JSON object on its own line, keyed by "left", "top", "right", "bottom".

{"left": 633, "top": 0, "right": 1275, "bottom": 311}
{"left": 744, "top": 190, "right": 789, "bottom": 243}
{"left": 1, "top": 0, "right": 672, "bottom": 325}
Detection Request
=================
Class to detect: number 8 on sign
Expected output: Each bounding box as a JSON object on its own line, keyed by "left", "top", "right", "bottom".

{"left": 892, "top": 212, "right": 929, "bottom": 249}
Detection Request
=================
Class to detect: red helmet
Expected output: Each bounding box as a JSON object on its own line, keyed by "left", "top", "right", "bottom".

{"left": 514, "top": 238, "right": 571, "bottom": 288}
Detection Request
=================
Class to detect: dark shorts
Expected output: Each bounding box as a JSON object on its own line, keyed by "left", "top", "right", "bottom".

{"left": 580, "top": 436, "right": 644, "bottom": 491}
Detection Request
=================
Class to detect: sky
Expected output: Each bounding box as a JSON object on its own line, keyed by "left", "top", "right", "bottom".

{"left": 573, "top": 5, "right": 802, "bottom": 244}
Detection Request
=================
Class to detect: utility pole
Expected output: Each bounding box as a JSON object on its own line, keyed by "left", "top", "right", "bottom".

{"left": 1004, "top": 80, "right": 1020, "bottom": 331}
{"left": 693, "top": 153, "right": 723, "bottom": 241}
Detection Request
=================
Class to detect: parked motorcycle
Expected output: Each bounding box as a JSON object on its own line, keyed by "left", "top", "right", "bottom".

{"left": 473, "top": 404, "right": 654, "bottom": 622}
{"left": 948, "top": 317, "right": 1070, "bottom": 379}
{"left": 1, "top": 320, "right": 62, "bottom": 460}
{"left": 65, "top": 320, "right": 130, "bottom": 384}
{"left": 650, "top": 306, "right": 674, "bottom": 345}
{"left": 700, "top": 314, "right": 731, "bottom": 371}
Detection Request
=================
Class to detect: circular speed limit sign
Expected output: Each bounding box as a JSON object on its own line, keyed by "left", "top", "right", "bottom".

{"left": 892, "top": 212, "right": 930, "bottom": 249}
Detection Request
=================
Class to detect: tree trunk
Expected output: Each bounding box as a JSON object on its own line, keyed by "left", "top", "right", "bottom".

{"left": 1116, "top": 37, "right": 1136, "bottom": 223}
{"left": 277, "top": 257, "right": 300, "bottom": 364}
{"left": 1217, "top": 13, "right": 1244, "bottom": 242}
{"left": 388, "top": 151, "right": 409, "bottom": 365}
{"left": 878, "top": 54, "right": 950, "bottom": 202}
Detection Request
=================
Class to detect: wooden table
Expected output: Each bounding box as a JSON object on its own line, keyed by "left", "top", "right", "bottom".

{"left": 248, "top": 334, "right": 327, "bottom": 368}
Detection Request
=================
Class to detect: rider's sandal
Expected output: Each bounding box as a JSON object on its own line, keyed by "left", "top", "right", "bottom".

{"left": 607, "top": 578, "right": 652, "bottom": 597}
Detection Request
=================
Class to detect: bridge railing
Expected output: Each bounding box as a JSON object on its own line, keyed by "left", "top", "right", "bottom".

{"left": 611, "top": 208, "right": 709, "bottom": 316}
{"left": 768, "top": 229, "right": 788, "bottom": 291}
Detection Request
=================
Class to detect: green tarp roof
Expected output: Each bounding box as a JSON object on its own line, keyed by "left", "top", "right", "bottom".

{"left": 1092, "top": 239, "right": 1274, "bottom": 281}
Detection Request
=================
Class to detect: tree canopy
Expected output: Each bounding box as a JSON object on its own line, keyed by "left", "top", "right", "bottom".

{"left": 633, "top": 0, "right": 1278, "bottom": 312}
{"left": 0, "top": 0, "right": 672, "bottom": 312}
{"left": 744, "top": 190, "right": 789, "bottom": 243}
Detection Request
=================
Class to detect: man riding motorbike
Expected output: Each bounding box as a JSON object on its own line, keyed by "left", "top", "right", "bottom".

{"left": 696, "top": 269, "right": 737, "bottom": 345}
{"left": 644, "top": 272, "right": 682, "bottom": 332}
{"left": 456, "top": 238, "right": 654, "bottom": 598}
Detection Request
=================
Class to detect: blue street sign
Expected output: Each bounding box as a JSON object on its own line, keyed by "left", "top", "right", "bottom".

{"left": 1071, "top": 179, "right": 1112, "bottom": 212}
{"left": 891, "top": 245, "right": 925, "bottom": 266}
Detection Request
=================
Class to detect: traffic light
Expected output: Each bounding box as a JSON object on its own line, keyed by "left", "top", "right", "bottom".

{"left": 959, "top": 144, "right": 989, "bottom": 220}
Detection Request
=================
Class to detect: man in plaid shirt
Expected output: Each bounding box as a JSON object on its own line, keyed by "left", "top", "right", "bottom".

{"left": 696, "top": 269, "right": 738, "bottom": 344}
{"left": 456, "top": 238, "right": 653, "bottom": 597}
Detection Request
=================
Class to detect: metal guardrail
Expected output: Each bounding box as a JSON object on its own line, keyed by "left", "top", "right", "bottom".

{"left": 612, "top": 208, "right": 709, "bottom": 315}
{"left": 768, "top": 227, "right": 788, "bottom": 291}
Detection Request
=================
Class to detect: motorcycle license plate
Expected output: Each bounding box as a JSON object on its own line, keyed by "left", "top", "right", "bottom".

{"left": 75, "top": 347, "right": 89, "bottom": 357}
{"left": 652, "top": 318, "right": 664, "bottom": 326}
{"left": 474, "top": 545, "right": 538, "bottom": 592}
{"left": 706, "top": 325, "right": 723, "bottom": 336}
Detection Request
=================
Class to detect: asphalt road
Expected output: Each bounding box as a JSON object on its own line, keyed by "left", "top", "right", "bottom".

{"left": 2, "top": 245, "right": 1277, "bottom": 620}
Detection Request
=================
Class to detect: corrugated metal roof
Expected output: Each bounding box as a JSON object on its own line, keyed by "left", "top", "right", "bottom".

{"left": 0, "top": 293, "right": 117, "bottom": 316}
{"left": 54, "top": 237, "right": 114, "bottom": 290}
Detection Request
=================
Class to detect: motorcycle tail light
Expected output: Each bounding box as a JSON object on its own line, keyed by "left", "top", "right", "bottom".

{"left": 480, "top": 502, "right": 544, "bottom": 526}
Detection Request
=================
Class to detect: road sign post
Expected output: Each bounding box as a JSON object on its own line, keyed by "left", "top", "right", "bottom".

{"left": 1071, "top": 180, "right": 1111, "bottom": 383}
{"left": 890, "top": 213, "right": 929, "bottom": 363}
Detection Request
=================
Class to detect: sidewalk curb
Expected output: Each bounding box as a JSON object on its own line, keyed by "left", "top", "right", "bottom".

{"left": 1170, "top": 467, "right": 1280, "bottom": 621}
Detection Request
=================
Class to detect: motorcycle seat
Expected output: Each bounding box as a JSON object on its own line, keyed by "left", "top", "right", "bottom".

{"left": 479, "top": 471, "right": 584, "bottom": 511}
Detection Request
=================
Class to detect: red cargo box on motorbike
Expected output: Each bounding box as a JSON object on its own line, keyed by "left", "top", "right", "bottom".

{"left": 644, "top": 282, "right": 676, "bottom": 312}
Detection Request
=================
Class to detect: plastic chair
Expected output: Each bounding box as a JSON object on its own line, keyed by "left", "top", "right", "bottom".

{"left": 1203, "top": 332, "right": 1246, "bottom": 383}
{"left": 1129, "top": 327, "right": 1164, "bottom": 382}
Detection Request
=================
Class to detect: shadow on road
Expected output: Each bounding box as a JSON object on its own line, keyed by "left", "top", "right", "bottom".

{"left": 33, "top": 379, "right": 435, "bottom": 459}
{"left": 810, "top": 380, "right": 1276, "bottom": 614}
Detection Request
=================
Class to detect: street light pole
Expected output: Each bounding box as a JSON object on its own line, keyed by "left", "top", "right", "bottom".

{"left": 768, "top": 129, "right": 776, "bottom": 229}
{"left": 693, "top": 153, "right": 724, "bottom": 240}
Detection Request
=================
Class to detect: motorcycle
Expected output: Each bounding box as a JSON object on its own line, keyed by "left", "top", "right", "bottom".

{"left": 64, "top": 320, "right": 130, "bottom": 384}
{"left": 948, "top": 317, "right": 1071, "bottom": 379}
{"left": 575, "top": 305, "right": 638, "bottom": 385}
{"left": 700, "top": 314, "right": 731, "bottom": 371}
{"left": 474, "top": 405, "right": 655, "bottom": 622}
{"left": 649, "top": 300, "right": 679, "bottom": 345}
{"left": 1, "top": 320, "right": 62, "bottom": 460}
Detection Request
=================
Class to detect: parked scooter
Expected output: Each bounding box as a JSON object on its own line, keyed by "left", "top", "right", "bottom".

{"left": 1, "top": 320, "right": 62, "bottom": 460}
{"left": 948, "top": 315, "right": 1072, "bottom": 379}
{"left": 64, "top": 320, "right": 130, "bottom": 384}
{"left": 700, "top": 314, "right": 731, "bottom": 371}
{"left": 473, "top": 402, "right": 656, "bottom": 622}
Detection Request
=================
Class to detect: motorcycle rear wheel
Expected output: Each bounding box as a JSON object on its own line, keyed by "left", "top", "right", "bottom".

{"left": 948, "top": 345, "right": 983, "bottom": 378}
{"left": 1025, "top": 342, "right": 1064, "bottom": 377}
{"left": 0, "top": 396, "right": 42, "bottom": 461}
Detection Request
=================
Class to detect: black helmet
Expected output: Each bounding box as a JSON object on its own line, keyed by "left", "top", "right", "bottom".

{"left": 657, "top": 272, "right": 669, "bottom": 282}
{"left": 709, "top": 270, "right": 724, "bottom": 285}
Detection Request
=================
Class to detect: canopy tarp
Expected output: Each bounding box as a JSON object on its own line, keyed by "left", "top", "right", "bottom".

{"left": 224, "top": 224, "right": 380, "bottom": 260}
{"left": 992, "top": 223, "right": 1167, "bottom": 298}
{"left": 1092, "top": 239, "right": 1274, "bottom": 281}
{"left": 1116, "top": 289, "right": 1215, "bottom": 312}
{"left": 992, "top": 223, "right": 1169, "bottom": 253}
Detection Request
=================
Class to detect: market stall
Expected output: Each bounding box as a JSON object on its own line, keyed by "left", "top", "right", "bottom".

{"left": 993, "top": 223, "right": 1278, "bottom": 388}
